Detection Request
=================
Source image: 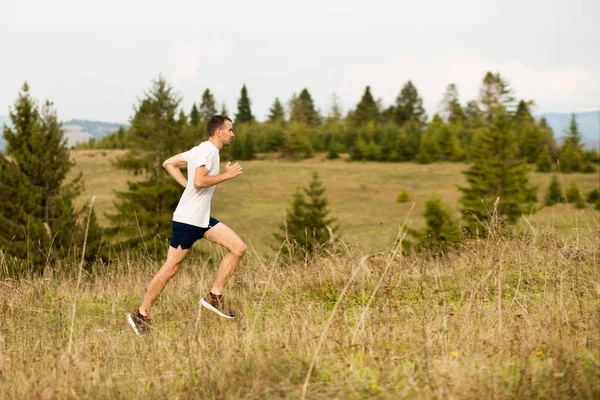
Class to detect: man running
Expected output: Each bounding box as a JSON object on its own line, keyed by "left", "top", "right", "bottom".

{"left": 127, "top": 115, "right": 246, "bottom": 336}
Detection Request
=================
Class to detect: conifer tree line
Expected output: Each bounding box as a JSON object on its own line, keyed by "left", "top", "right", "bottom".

{"left": 2, "top": 74, "right": 598, "bottom": 273}
{"left": 81, "top": 71, "right": 598, "bottom": 173}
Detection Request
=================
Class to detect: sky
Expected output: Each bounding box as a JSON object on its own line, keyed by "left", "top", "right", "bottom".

{"left": 1, "top": 0, "right": 599, "bottom": 123}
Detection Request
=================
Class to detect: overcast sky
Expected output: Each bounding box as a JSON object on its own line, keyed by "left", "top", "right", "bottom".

{"left": 1, "top": 0, "right": 598, "bottom": 123}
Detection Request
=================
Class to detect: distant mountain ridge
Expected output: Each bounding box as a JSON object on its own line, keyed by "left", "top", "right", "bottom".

{"left": 0, "top": 118, "right": 128, "bottom": 150}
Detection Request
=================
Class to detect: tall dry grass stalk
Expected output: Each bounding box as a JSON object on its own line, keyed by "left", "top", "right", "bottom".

{"left": 0, "top": 219, "right": 599, "bottom": 399}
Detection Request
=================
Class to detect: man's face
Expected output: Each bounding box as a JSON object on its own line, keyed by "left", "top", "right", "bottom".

{"left": 218, "top": 120, "right": 235, "bottom": 146}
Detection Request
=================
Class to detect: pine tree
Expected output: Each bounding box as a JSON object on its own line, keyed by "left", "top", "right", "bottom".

{"left": 393, "top": 81, "right": 427, "bottom": 127}
{"left": 464, "top": 100, "right": 485, "bottom": 129}
{"left": 558, "top": 113, "right": 585, "bottom": 172}
{"left": 0, "top": 155, "right": 46, "bottom": 269}
{"left": 108, "top": 75, "right": 185, "bottom": 253}
{"left": 199, "top": 89, "right": 217, "bottom": 122}
{"left": 235, "top": 84, "right": 254, "bottom": 124}
{"left": 440, "top": 83, "right": 465, "bottom": 124}
{"left": 350, "top": 86, "right": 380, "bottom": 126}
{"left": 1, "top": 83, "right": 101, "bottom": 270}
{"left": 190, "top": 103, "right": 200, "bottom": 127}
{"left": 275, "top": 172, "right": 337, "bottom": 251}
{"left": 459, "top": 110, "right": 537, "bottom": 228}
{"left": 289, "top": 89, "right": 320, "bottom": 127}
{"left": 514, "top": 100, "right": 543, "bottom": 163}
{"left": 544, "top": 176, "right": 562, "bottom": 206}
{"left": 479, "top": 72, "right": 515, "bottom": 121}
{"left": 267, "top": 97, "right": 286, "bottom": 123}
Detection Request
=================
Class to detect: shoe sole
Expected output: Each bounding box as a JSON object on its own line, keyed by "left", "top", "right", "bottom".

{"left": 126, "top": 314, "right": 141, "bottom": 336}
{"left": 200, "top": 298, "right": 235, "bottom": 319}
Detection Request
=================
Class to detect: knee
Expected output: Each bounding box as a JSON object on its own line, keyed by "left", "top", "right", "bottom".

{"left": 163, "top": 262, "right": 180, "bottom": 278}
{"left": 231, "top": 241, "right": 247, "bottom": 258}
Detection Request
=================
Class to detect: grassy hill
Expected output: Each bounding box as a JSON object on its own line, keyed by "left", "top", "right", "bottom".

{"left": 69, "top": 150, "right": 600, "bottom": 253}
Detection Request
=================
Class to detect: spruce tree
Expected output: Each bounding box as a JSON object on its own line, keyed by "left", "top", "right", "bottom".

{"left": 289, "top": 89, "right": 320, "bottom": 127}
{"left": 190, "top": 103, "right": 200, "bottom": 127}
{"left": 267, "top": 97, "right": 286, "bottom": 123}
{"left": 220, "top": 103, "right": 229, "bottom": 117}
{"left": 1, "top": 83, "right": 100, "bottom": 270}
{"left": 275, "top": 172, "right": 337, "bottom": 251}
{"left": 410, "top": 198, "right": 461, "bottom": 249}
{"left": 350, "top": 86, "right": 380, "bottom": 126}
{"left": 393, "top": 81, "right": 427, "bottom": 127}
{"left": 108, "top": 75, "right": 184, "bottom": 253}
{"left": 199, "top": 89, "right": 217, "bottom": 122}
{"left": 544, "top": 176, "right": 562, "bottom": 206}
{"left": 558, "top": 113, "right": 585, "bottom": 172}
{"left": 235, "top": 84, "right": 254, "bottom": 124}
{"left": 479, "top": 72, "right": 515, "bottom": 121}
{"left": 536, "top": 147, "right": 553, "bottom": 172}
{"left": 565, "top": 181, "right": 584, "bottom": 206}
{"left": 538, "top": 117, "right": 558, "bottom": 160}
{"left": 515, "top": 100, "right": 543, "bottom": 163}
{"left": 459, "top": 110, "right": 537, "bottom": 228}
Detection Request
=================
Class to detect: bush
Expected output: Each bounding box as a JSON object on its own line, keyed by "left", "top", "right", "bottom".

{"left": 586, "top": 188, "right": 599, "bottom": 204}
{"left": 409, "top": 197, "right": 461, "bottom": 250}
{"left": 397, "top": 189, "right": 410, "bottom": 203}
{"left": 565, "top": 181, "right": 582, "bottom": 204}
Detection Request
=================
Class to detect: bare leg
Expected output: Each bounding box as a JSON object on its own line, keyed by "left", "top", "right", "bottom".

{"left": 203, "top": 223, "right": 246, "bottom": 295}
{"left": 139, "top": 245, "right": 190, "bottom": 315}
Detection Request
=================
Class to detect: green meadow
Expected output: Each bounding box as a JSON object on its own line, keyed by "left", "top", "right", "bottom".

{"left": 70, "top": 149, "right": 600, "bottom": 252}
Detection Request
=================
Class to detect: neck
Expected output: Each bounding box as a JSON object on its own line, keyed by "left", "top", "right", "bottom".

{"left": 208, "top": 136, "right": 223, "bottom": 150}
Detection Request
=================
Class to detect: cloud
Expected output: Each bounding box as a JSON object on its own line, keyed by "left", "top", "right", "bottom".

{"left": 339, "top": 55, "right": 598, "bottom": 114}
{"left": 171, "top": 42, "right": 203, "bottom": 82}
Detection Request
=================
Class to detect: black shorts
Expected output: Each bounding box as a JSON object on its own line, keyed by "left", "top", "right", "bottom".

{"left": 170, "top": 218, "right": 220, "bottom": 250}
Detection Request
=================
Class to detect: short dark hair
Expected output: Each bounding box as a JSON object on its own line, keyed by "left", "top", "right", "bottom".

{"left": 206, "top": 115, "right": 232, "bottom": 137}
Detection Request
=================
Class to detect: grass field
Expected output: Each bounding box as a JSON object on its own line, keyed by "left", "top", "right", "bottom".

{"left": 70, "top": 150, "right": 600, "bottom": 252}
{"left": 1, "top": 227, "right": 598, "bottom": 398}
{"left": 1, "top": 150, "right": 598, "bottom": 398}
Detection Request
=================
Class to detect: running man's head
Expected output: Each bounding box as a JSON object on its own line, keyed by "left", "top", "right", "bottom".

{"left": 207, "top": 115, "right": 234, "bottom": 147}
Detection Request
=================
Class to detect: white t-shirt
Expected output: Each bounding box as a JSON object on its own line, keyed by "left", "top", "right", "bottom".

{"left": 172, "top": 141, "right": 220, "bottom": 227}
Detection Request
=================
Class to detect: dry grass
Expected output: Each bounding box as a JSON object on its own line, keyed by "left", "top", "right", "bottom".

{"left": 1, "top": 225, "right": 598, "bottom": 399}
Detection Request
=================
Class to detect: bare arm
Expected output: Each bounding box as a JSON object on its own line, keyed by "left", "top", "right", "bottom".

{"left": 162, "top": 154, "right": 188, "bottom": 187}
{"left": 194, "top": 162, "right": 243, "bottom": 189}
